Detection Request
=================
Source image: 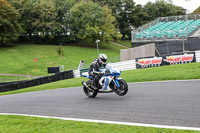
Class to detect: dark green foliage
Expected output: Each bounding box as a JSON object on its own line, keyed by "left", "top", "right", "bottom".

{"left": 9, "top": 0, "right": 61, "bottom": 44}
{"left": 91, "top": 0, "right": 145, "bottom": 39}
{"left": 57, "top": 43, "right": 64, "bottom": 58}
{"left": 1, "top": 0, "right": 187, "bottom": 45}
{"left": 0, "top": 0, "right": 21, "bottom": 45}
{"left": 65, "top": 0, "right": 120, "bottom": 46}
{"left": 193, "top": 6, "right": 200, "bottom": 14}
{"left": 142, "top": 0, "right": 186, "bottom": 21}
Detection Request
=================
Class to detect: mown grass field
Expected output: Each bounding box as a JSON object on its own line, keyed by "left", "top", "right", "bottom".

{"left": 0, "top": 115, "right": 199, "bottom": 133}
{"left": 0, "top": 43, "right": 125, "bottom": 76}
{"left": 0, "top": 75, "right": 28, "bottom": 82}
{"left": 117, "top": 40, "right": 132, "bottom": 48}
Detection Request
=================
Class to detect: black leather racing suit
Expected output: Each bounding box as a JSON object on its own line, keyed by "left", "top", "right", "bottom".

{"left": 88, "top": 58, "right": 105, "bottom": 87}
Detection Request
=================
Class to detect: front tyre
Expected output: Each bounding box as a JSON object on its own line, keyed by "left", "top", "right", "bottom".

{"left": 83, "top": 83, "right": 98, "bottom": 98}
{"left": 114, "top": 79, "right": 128, "bottom": 96}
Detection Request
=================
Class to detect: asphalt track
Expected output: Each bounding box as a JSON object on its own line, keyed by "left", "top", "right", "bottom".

{"left": 0, "top": 80, "right": 200, "bottom": 128}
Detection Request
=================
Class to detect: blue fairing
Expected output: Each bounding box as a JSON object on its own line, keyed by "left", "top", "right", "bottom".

{"left": 105, "top": 73, "right": 115, "bottom": 76}
{"left": 105, "top": 66, "right": 121, "bottom": 77}
{"left": 103, "top": 78, "right": 110, "bottom": 90}
{"left": 115, "top": 79, "right": 120, "bottom": 87}
{"left": 82, "top": 74, "right": 93, "bottom": 79}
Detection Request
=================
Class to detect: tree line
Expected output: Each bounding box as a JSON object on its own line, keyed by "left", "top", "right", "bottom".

{"left": 0, "top": 0, "right": 188, "bottom": 46}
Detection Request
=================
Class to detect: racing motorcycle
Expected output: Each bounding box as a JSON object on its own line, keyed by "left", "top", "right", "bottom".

{"left": 81, "top": 63, "right": 128, "bottom": 98}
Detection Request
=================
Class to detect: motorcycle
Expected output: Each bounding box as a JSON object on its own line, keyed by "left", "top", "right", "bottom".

{"left": 81, "top": 63, "right": 128, "bottom": 98}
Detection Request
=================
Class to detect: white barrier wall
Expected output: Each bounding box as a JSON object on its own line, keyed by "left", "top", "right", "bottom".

{"left": 195, "top": 50, "right": 200, "bottom": 62}
{"left": 111, "top": 60, "right": 136, "bottom": 71}
{"left": 73, "top": 70, "right": 81, "bottom": 78}
{"left": 73, "top": 50, "right": 200, "bottom": 78}
{"left": 73, "top": 60, "right": 136, "bottom": 78}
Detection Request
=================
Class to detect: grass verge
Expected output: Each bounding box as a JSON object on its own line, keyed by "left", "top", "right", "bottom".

{"left": 0, "top": 43, "right": 123, "bottom": 76}
{"left": 0, "top": 115, "right": 199, "bottom": 133}
{"left": 116, "top": 40, "right": 132, "bottom": 48}
{"left": 1, "top": 62, "right": 200, "bottom": 96}
{"left": 0, "top": 75, "right": 29, "bottom": 82}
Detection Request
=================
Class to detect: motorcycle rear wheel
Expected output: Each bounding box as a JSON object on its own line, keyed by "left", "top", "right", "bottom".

{"left": 83, "top": 83, "right": 98, "bottom": 98}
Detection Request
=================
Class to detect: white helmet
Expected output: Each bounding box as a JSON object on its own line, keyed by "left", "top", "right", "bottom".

{"left": 98, "top": 53, "right": 107, "bottom": 64}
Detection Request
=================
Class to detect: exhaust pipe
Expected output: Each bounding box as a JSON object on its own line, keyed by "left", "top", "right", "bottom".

{"left": 82, "top": 81, "right": 89, "bottom": 88}
{"left": 82, "top": 81, "right": 94, "bottom": 91}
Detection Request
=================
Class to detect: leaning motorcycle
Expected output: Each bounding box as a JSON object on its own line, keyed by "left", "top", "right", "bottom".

{"left": 82, "top": 63, "right": 128, "bottom": 98}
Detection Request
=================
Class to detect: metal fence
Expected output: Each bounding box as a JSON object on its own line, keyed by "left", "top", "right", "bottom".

{"left": 134, "top": 14, "right": 200, "bottom": 33}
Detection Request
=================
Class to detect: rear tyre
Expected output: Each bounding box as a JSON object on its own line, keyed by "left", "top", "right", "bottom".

{"left": 114, "top": 79, "right": 128, "bottom": 96}
{"left": 83, "top": 82, "right": 98, "bottom": 98}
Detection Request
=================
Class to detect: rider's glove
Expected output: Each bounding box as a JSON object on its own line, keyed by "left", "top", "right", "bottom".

{"left": 101, "top": 71, "right": 105, "bottom": 76}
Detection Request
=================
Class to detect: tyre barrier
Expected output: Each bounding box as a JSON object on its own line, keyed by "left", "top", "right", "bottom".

{"left": 0, "top": 70, "right": 74, "bottom": 92}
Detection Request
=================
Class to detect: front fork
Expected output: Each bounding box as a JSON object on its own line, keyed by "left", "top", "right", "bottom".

{"left": 113, "top": 79, "right": 120, "bottom": 88}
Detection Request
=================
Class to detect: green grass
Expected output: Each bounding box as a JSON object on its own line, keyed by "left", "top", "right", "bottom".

{"left": 0, "top": 115, "right": 199, "bottom": 133}
{"left": 0, "top": 75, "right": 29, "bottom": 82}
{"left": 1, "top": 62, "right": 200, "bottom": 96}
{"left": 117, "top": 40, "right": 132, "bottom": 48}
{"left": 122, "top": 62, "right": 200, "bottom": 83}
{"left": 0, "top": 43, "right": 123, "bottom": 76}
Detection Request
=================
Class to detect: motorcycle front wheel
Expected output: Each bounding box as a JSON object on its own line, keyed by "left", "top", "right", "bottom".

{"left": 83, "top": 82, "right": 98, "bottom": 98}
{"left": 114, "top": 79, "right": 128, "bottom": 96}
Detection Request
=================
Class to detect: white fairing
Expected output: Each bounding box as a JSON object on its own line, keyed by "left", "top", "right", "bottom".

{"left": 110, "top": 67, "right": 120, "bottom": 74}
{"left": 99, "top": 76, "right": 114, "bottom": 90}
{"left": 98, "top": 63, "right": 121, "bottom": 91}
{"left": 106, "top": 63, "right": 121, "bottom": 77}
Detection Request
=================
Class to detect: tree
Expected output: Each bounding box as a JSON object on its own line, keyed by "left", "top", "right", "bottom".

{"left": 100, "top": 6, "right": 122, "bottom": 43}
{"left": 9, "top": 0, "right": 62, "bottom": 43}
{"left": 30, "top": 0, "right": 61, "bottom": 42}
{"left": 115, "top": 1, "right": 147, "bottom": 39}
{"left": 0, "top": 0, "right": 21, "bottom": 45}
{"left": 193, "top": 7, "right": 200, "bottom": 14}
{"left": 142, "top": 0, "right": 186, "bottom": 21}
{"left": 9, "top": 0, "right": 35, "bottom": 39}
{"left": 53, "top": 0, "right": 77, "bottom": 43}
{"left": 65, "top": 0, "right": 120, "bottom": 46}
{"left": 91, "top": 0, "right": 147, "bottom": 39}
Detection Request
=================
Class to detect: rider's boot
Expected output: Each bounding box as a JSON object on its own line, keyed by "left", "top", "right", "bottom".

{"left": 91, "top": 85, "right": 98, "bottom": 91}
{"left": 91, "top": 81, "right": 98, "bottom": 91}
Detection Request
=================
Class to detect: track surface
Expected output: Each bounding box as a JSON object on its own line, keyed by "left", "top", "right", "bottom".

{"left": 0, "top": 80, "right": 200, "bottom": 128}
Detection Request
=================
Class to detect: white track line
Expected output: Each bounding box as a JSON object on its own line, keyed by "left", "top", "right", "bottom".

{"left": 0, "top": 113, "right": 200, "bottom": 131}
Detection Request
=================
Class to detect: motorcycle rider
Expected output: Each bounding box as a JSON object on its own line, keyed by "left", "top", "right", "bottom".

{"left": 88, "top": 53, "right": 107, "bottom": 90}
